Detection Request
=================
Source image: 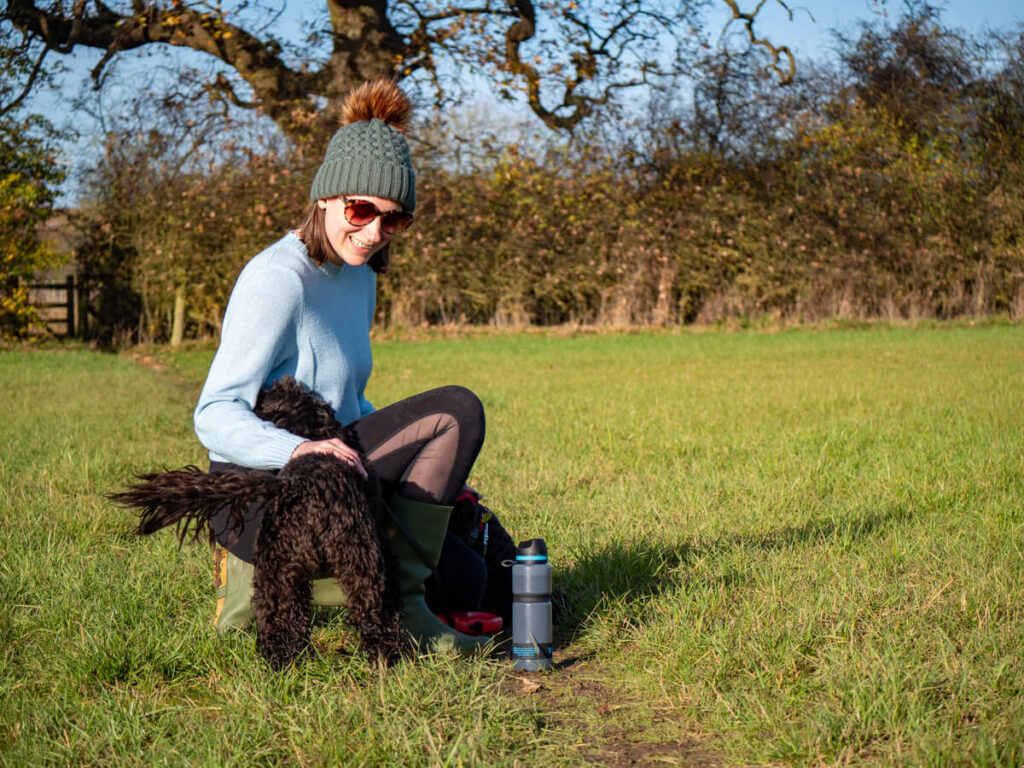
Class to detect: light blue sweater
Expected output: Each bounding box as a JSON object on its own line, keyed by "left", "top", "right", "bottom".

{"left": 194, "top": 232, "right": 376, "bottom": 469}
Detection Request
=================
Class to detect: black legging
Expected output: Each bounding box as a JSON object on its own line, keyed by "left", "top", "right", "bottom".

{"left": 209, "top": 385, "right": 488, "bottom": 611}
{"left": 351, "top": 385, "right": 485, "bottom": 507}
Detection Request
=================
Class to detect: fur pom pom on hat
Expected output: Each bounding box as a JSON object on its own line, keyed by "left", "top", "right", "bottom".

{"left": 309, "top": 78, "right": 416, "bottom": 211}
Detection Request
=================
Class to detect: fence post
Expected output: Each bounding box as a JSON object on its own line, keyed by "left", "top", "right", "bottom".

{"left": 170, "top": 285, "right": 185, "bottom": 347}
{"left": 65, "top": 274, "right": 76, "bottom": 337}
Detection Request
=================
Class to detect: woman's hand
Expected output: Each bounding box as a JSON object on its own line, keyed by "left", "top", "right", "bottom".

{"left": 291, "top": 438, "right": 368, "bottom": 480}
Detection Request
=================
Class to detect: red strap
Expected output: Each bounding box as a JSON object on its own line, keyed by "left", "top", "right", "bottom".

{"left": 434, "top": 611, "right": 503, "bottom": 635}
{"left": 455, "top": 485, "right": 480, "bottom": 505}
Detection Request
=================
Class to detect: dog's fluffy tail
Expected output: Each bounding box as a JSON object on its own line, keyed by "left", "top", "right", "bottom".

{"left": 110, "top": 466, "right": 280, "bottom": 544}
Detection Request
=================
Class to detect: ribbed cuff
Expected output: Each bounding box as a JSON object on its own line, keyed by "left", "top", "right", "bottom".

{"left": 208, "top": 431, "right": 306, "bottom": 470}
{"left": 309, "top": 160, "right": 415, "bottom": 211}
{"left": 265, "top": 432, "right": 308, "bottom": 468}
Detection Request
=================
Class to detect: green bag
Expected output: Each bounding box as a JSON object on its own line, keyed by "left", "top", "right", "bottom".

{"left": 212, "top": 546, "right": 346, "bottom": 634}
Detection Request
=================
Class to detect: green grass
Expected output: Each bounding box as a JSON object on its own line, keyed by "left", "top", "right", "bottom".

{"left": 2, "top": 325, "right": 1023, "bottom": 766}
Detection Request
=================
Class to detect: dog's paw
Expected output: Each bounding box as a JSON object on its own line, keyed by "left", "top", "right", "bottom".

{"left": 257, "top": 631, "right": 309, "bottom": 670}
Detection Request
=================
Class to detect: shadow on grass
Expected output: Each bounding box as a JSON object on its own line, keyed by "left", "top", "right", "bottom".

{"left": 555, "top": 502, "right": 914, "bottom": 641}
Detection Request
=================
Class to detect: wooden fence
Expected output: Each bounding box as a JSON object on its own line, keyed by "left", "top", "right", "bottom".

{"left": 28, "top": 275, "right": 77, "bottom": 337}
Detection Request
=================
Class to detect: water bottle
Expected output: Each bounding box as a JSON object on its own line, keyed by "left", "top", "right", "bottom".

{"left": 512, "top": 538, "right": 553, "bottom": 671}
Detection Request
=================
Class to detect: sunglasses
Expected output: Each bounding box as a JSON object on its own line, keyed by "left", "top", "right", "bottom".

{"left": 342, "top": 197, "right": 414, "bottom": 234}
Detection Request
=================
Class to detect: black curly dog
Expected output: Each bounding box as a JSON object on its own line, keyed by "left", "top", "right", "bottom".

{"left": 111, "top": 378, "right": 410, "bottom": 670}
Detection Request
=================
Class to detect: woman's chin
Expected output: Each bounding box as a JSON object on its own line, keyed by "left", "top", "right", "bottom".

{"left": 329, "top": 250, "right": 371, "bottom": 267}
{"left": 344, "top": 253, "right": 371, "bottom": 267}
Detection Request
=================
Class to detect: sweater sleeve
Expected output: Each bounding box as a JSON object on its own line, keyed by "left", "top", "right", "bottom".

{"left": 358, "top": 391, "right": 375, "bottom": 418}
{"left": 193, "top": 261, "right": 307, "bottom": 469}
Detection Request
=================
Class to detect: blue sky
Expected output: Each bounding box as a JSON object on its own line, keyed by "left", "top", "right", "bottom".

{"left": 710, "top": 0, "right": 1024, "bottom": 55}
{"left": 29, "top": 1, "right": 1024, "bottom": 122}
{"left": 21, "top": 0, "right": 1024, "bottom": 201}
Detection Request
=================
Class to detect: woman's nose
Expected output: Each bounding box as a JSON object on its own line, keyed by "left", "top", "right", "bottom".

{"left": 362, "top": 215, "right": 386, "bottom": 241}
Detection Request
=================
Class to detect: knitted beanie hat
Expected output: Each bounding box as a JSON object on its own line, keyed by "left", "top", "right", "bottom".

{"left": 309, "top": 79, "right": 416, "bottom": 212}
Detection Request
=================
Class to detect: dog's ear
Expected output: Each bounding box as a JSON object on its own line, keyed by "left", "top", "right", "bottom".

{"left": 254, "top": 377, "right": 344, "bottom": 441}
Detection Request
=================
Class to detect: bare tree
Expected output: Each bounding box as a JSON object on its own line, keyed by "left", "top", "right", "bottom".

{"left": 4, "top": 0, "right": 796, "bottom": 140}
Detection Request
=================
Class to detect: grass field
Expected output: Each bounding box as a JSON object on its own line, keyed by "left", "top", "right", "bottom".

{"left": 2, "top": 324, "right": 1023, "bottom": 766}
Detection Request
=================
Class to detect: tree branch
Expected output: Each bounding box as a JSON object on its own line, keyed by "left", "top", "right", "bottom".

{"left": 0, "top": 41, "right": 49, "bottom": 117}
{"left": 5, "top": 0, "right": 798, "bottom": 138}
{"left": 7, "top": 0, "right": 322, "bottom": 135}
{"left": 722, "top": 0, "right": 796, "bottom": 85}
{"left": 501, "top": 0, "right": 589, "bottom": 131}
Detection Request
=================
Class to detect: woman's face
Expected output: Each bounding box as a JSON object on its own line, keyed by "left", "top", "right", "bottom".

{"left": 318, "top": 195, "right": 401, "bottom": 268}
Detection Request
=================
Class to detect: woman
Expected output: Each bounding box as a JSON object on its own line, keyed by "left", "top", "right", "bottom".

{"left": 194, "top": 78, "right": 492, "bottom": 654}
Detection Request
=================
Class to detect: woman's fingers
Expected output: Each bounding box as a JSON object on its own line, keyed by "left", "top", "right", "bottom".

{"left": 330, "top": 440, "right": 369, "bottom": 480}
{"left": 326, "top": 439, "right": 368, "bottom": 479}
{"left": 291, "top": 438, "right": 368, "bottom": 479}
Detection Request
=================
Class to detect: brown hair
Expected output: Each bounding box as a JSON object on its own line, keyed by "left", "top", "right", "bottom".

{"left": 296, "top": 201, "right": 390, "bottom": 274}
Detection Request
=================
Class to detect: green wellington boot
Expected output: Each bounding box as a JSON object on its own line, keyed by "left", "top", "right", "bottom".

{"left": 384, "top": 493, "right": 491, "bottom": 655}
{"left": 212, "top": 546, "right": 347, "bottom": 635}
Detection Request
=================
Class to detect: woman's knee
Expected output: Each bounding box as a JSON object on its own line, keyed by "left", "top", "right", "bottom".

{"left": 430, "top": 385, "right": 485, "bottom": 439}
{"left": 444, "top": 384, "right": 483, "bottom": 420}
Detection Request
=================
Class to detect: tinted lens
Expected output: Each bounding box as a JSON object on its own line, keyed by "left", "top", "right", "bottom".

{"left": 343, "top": 200, "right": 413, "bottom": 233}
{"left": 380, "top": 211, "right": 414, "bottom": 232}
{"left": 344, "top": 200, "right": 379, "bottom": 226}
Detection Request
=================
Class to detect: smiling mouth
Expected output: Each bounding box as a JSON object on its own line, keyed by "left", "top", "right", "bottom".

{"left": 351, "top": 235, "right": 376, "bottom": 251}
